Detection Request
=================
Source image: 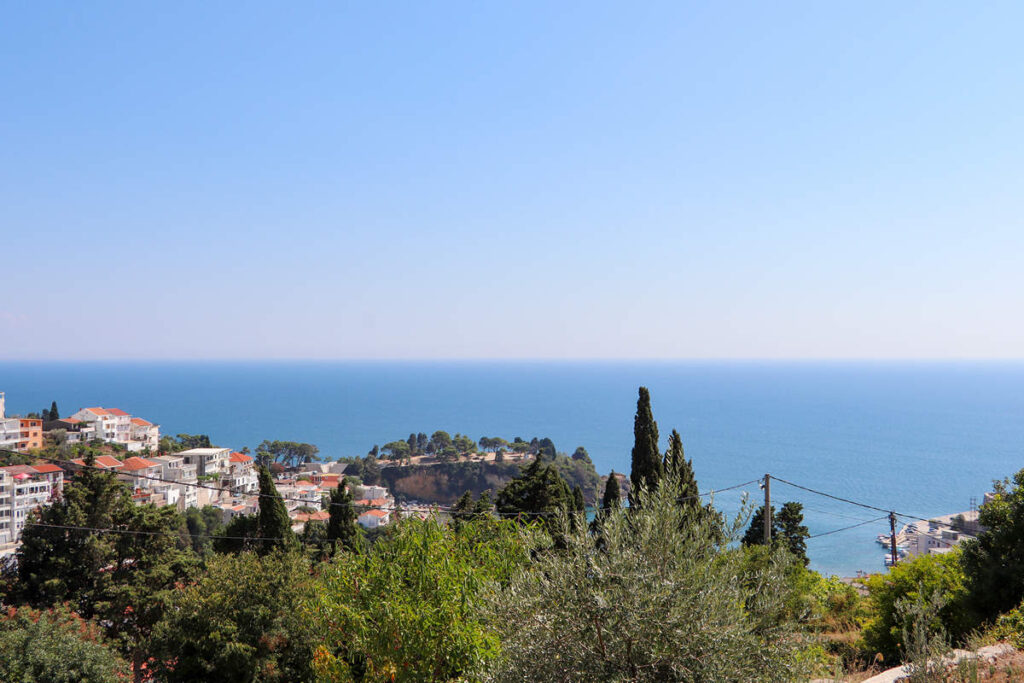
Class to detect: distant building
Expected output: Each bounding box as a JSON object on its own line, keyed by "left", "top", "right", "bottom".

{"left": 223, "top": 452, "right": 258, "bottom": 495}
{"left": 0, "top": 465, "right": 56, "bottom": 545}
{"left": 0, "top": 394, "right": 44, "bottom": 452}
{"left": 358, "top": 508, "right": 390, "bottom": 529}
{"left": 151, "top": 455, "right": 199, "bottom": 510}
{"left": 67, "top": 407, "right": 160, "bottom": 453}
{"left": 178, "top": 447, "right": 230, "bottom": 477}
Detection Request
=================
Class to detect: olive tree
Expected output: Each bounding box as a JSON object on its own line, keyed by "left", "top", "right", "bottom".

{"left": 478, "top": 471, "right": 811, "bottom": 682}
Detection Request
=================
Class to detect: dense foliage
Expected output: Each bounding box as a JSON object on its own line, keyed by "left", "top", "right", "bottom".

{"left": 310, "top": 517, "right": 535, "bottom": 682}
{"left": 481, "top": 471, "right": 811, "bottom": 682}
{"left": 0, "top": 606, "right": 127, "bottom": 682}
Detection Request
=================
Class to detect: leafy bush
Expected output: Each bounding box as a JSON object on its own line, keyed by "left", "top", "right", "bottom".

{"left": 309, "top": 516, "right": 536, "bottom": 682}
{"left": 862, "top": 550, "right": 969, "bottom": 662}
{"left": 0, "top": 606, "right": 127, "bottom": 682}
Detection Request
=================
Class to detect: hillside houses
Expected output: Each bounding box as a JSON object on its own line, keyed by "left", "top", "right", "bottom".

{"left": 66, "top": 407, "right": 160, "bottom": 452}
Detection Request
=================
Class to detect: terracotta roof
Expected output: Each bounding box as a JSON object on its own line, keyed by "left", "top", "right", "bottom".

{"left": 106, "top": 408, "right": 129, "bottom": 417}
{"left": 292, "top": 510, "right": 330, "bottom": 522}
{"left": 130, "top": 417, "right": 152, "bottom": 426}
{"left": 84, "top": 407, "right": 109, "bottom": 415}
{"left": 120, "top": 456, "right": 159, "bottom": 471}
{"left": 59, "top": 417, "right": 81, "bottom": 424}
{"left": 361, "top": 509, "right": 389, "bottom": 518}
{"left": 31, "top": 464, "right": 63, "bottom": 474}
{"left": 0, "top": 465, "right": 37, "bottom": 476}
{"left": 95, "top": 455, "right": 124, "bottom": 469}
{"left": 229, "top": 452, "right": 253, "bottom": 463}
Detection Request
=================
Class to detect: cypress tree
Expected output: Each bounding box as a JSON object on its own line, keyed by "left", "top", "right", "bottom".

{"left": 665, "top": 429, "right": 700, "bottom": 510}
{"left": 572, "top": 485, "right": 585, "bottom": 513}
{"left": 255, "top": 466, "right": 295, "bottom": 555}
{"left": 601, "top": 472, "right": 621, "bottom": 513}
{"left": 327, "top": 477, "right": 360, "bottom": 553}
{"left": 629, "top": 387, "right": 662, "bottom": 505}
{"left": 49, "top": 401, "right": 59, "bottom": 421}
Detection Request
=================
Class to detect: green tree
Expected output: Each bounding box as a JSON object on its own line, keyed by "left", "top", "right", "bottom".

{"left": 601, "top": 472, "right": 621, "bottom": 512}
{"left": 571, "top": 446, "right": 591, "bottom": 464}
{"left": 256, "top": 466, "right": 296, "bottom": 555}
{"left": 629, "top": 386, "right": 662, "bottom": 504}
{"left": 862, "top": 549, "right": 969, "bottom": 662}
{"left": 495, "top": 456, "right": 574, "bottom": 540}
{"left": 254, "top": 440, "right": 320, "bottom": 469}
{"left": 327, "top": 477, "right": 361, "bottom": 553}
{"left": 962, "top": 469, "right": 1024, "bottom": 623}
{"left": 175, "top": 433, "right": 212, "bottom": 450}
{"left": 382, "top": 440, "right": 411, "bottom": 460}
{"left": 741, "top": 502, "right": 807, "bottom": 566}
{"left": 150, "top": 551, "right": 319, "bottom": 683}
{"left": 479, "top": 470, "right": 809, "bottom": 682}
{"left": 11, "top": 466, "right": 196, "bottom": 679}
{"left": 775, "top": 502, "right": 809, "bottom": 566}
{"left": 0, "top": 606, "right": 127, "bottom": 682}
{"left": 185, "top": 506, "right": 226, "bottom": 557}
{"left": 310, "top": 517, "right": 535, "bottom": 682}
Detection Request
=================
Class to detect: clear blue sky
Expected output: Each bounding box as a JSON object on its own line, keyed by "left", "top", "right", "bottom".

{"left": 2, "top": 2, "right": 1022, "bottom": 360}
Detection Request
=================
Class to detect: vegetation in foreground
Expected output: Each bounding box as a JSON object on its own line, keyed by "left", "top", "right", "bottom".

{"left": 5, "top": 388, "right": 1024, "bottom": 681}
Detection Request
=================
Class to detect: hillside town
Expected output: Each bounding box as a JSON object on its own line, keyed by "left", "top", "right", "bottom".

{"left": 0, "top": 392, "right": 403, "bottom": 558}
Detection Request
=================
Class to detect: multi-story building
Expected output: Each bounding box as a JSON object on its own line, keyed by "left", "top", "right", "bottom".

{"left": 46, "top": 417, "right": 97, "bottom": 445}
{"left": 223, "top": 452, "right": 259, "bottom": 495}
{"left": 0, "top": 466, "right": 54, "bottom": 544}
{"left": 179, "top": 447, "right": 231, "bottom": 477}
{"left": 129, "top": 417, "right": 160, "bottom": 451}
{"left": 117, "top": 456, "right": 163, "bottom": 493}
{"left": 151, "top": 455, "right": 199, "bottom": 509}
{"left": 0, "top": 394, "right": 43, "bottom": 452}
{"left": 67, "top": 407, "right": 160, "bottom": 453}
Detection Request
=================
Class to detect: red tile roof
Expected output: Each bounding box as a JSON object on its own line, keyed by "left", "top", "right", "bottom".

{"left": 31, "top": 464, "right": 63, "bottom": 474}
{"left": 120, "top": 457, "right": 159, "bottom": 471}
{"left": 84, "top": 407, "right": 109, "bottom": 415}
{"left": 59, "top": 417, "right": 81, "bottom": 424}
{"left": 361, "top": 509, "right": 388, "bottom": 518}
{"left": 70, "top": 455, "right": 124, "bottom": 470}
{"left": 130, "top": 417, "right": 152, "bottom": 426}
{"left": 229, "top": 452, "right": 253, "bottom": 463}
{"left": 106, "top": 408, "right": 129, "bottom": 417}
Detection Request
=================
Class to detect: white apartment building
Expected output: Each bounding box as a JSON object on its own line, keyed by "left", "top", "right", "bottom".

{"left": 151, "top": 455, "right": 199, "bottom": 510}
{"left": 69, "top": 407, "right": 160, "bottom": 452}
{"left": 223, "top": 452, "right": 259, "bottom": 495}
{"left": 0, "top": 466, "right": 55, "bottom": 545}
{"left": 178, "top": 447, "right": 230, "bottom": 477}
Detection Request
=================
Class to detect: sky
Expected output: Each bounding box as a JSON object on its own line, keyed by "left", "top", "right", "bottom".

{"left": 2, "top": 1, "right": 1023, "bottom": 360}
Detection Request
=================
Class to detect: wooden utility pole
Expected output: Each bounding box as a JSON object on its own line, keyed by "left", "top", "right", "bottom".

{"left": 889, "top": 511, "right": 898, "bottom": 568}
{"left": 763, "top": 474, "right": 772, "bottom": 544}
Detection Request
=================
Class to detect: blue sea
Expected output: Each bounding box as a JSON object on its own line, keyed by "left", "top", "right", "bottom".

{"left": 1, "top": 360, "right": 1022, "bottom": 577}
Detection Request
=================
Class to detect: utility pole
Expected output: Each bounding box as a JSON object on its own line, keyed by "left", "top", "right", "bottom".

{"left": 763, "top": 473, "right": 772, "bottom": 545}
{"left": 889, "top": 511, "right": 898, "bottom": 568}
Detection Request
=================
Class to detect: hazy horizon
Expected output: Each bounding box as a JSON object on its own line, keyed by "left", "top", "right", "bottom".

{"left": 3, "top": 2, "right": 1022, "bottom": 361}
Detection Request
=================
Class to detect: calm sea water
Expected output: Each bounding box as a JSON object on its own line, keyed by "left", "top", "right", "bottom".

{"left": 1, "top": 360, "right": 1022, "bottom": 576}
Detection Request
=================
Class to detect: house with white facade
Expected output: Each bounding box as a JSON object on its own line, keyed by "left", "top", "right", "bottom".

{"left": 358, "top": 508, "right": 390, "bottom": 529}
{"left": 68, "top": 407, "right": 160, "bottom": 452}
{"left": 0, "top": 466, "right": 54, "bottom": 545}
{"left": 178, "top": 447, "right": 230, "bottom": 477}
{"left": 223, "top": 452, "right": 259, "bottom": 495}
{"left": 117, "top": 456, "right": 163, "bottom": 491}
{"left": 151, "top": 455, "right": 199, "bottom": 509}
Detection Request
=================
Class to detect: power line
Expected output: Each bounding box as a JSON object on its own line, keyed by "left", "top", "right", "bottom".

{"left": 807, "top": 515, "right": 889, "bottom": 540}
{"left": 769, "top": 475, "right": 891, "bottom": 514}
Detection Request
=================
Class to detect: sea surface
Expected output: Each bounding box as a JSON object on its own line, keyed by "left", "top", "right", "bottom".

{"left": 1, "top": 360, "right": 1022, "bottom": 577}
